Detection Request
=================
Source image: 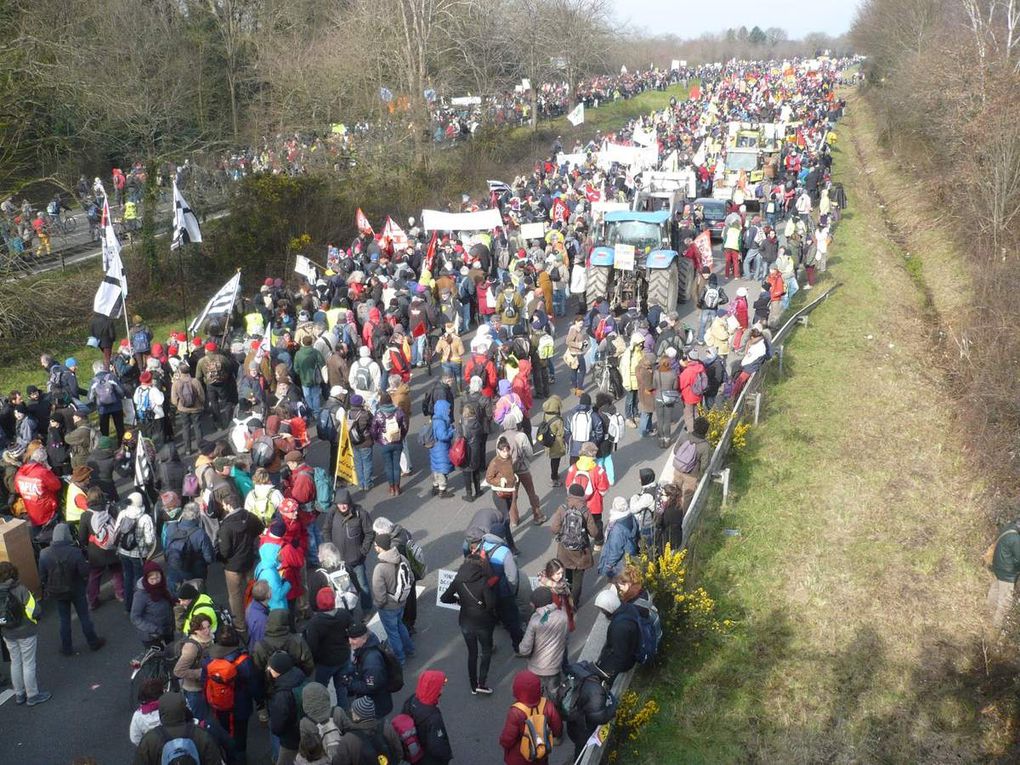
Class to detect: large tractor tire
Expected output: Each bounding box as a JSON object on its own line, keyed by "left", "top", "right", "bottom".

{"left": 646, "top": 262, "right": 679, "bottom": 312}
{"left": 677, "top": 257, "right": 695, "bottom": 302}
{"left": 587, "top": 265, "right": 611, "bottom": 303}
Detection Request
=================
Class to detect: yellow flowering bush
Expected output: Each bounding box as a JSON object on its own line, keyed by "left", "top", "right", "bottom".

{"left": 634, "top": 543, "right": 723, "bottom": 644}
{"left": 698, "top": 403, "right": 750, "bottom": 454}
{"left": 607, "top": 691, "right": 661, "bottom": 761}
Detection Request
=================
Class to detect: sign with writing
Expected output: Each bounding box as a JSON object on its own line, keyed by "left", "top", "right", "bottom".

{"left": 520, "top": 222, "right": 546, "bottom": 241}
{"left": 436, "top": 568, "right": 459, "bottom": 610}
{"left": 614, "top": 243, "right": 636, "bottom": 271}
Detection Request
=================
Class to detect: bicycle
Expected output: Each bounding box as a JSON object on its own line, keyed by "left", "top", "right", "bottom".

{"left": 129, "top": 641, "right": 177, "bottom": 709}
{"left": 42, "top": 212, "right": 77, "bottom": 237}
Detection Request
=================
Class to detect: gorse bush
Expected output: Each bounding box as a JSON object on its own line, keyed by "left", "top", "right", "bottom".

{"left": 698, "top": 402, "right": 749, "bottom": 454}
{"left": 634, "top": 544, "right": 723, "bottom": 649}
{"left": 607, "top": 691, "right": 661, "bottom": 762}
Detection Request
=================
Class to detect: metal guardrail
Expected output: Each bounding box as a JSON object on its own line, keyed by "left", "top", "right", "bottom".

{"left": 574, "top": 283, "right": 840, "bottom": 765}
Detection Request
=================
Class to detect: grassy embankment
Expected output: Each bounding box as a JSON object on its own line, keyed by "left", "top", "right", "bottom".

{"left": 0, "top": 83, "right": 690, "bottom": 395}
{"left": 622, "top": 93, "right": 995, "bottom": 763}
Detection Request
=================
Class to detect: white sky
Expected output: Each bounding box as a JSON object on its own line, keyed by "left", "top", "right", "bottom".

{"left": 612, "top": 0, "right": 861, "bottom": 38}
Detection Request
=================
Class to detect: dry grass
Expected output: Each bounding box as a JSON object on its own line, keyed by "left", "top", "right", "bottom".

{"left": 621, "top": 92, "right": 999, "bottom": 764}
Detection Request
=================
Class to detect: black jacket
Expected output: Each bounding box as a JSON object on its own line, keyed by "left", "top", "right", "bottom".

{"left": 303, "top": 609, "right": 351, "bottom": 667}
{"left": 322, "top": 506, "right": 375, "bottom": 566}
{"left": 87, "top": 446, "right": 122, "bottom": 502}
{"left": 402, "top": 695, "right": 454, "bottom": 765}
{"left": 350, "top": 634, "right": 394, "bottom": 717}
{"left": 596, "top": 594, "right": 651, "bottom": 679}
{"left": 268, "top": 666, "right": 306, "bottom": 751}
{"left": 217, "top": 508, "right": 264, "bottom": 572}
{"left": 155, "top": 443, "right": 186, "bottom": 496}
{"left": 38, "top": 535, "right": 88, "bottom": 600}
{"left": 565, "top": 663, "right": 617, "bottom": 748}
{"left": 133, "top": 693, "right": 221, "bottom": 765}
{"left": 440, "top": 555, "right": 497, "bottom": 629}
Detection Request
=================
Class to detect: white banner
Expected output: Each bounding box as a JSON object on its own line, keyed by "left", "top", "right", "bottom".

{"left": 520, "top": 222, "right": 546, "bottom": 241}
{"left": 557, "top": 152, "right": 588, "bottom": 168}
{"left": 597, "top": 143, "right": 658, "bottom": 170}
{"left": 614, "top": 243, "right": 636, "bottom": 271}
{"left": 294, "top": 255, "right": 318, "bottom": 282}
{"left": 671, "top": 59, "right": 680, "bottom": 71}
{"left": 421, "top": 208, "right": 503, "bottom": 232}
{"left": 450, "top": 96, "right": 481, "bottom": 107}
{"left": 566, "top": 102, "right": 585, "bottom": 126}
{"left": 590, "top": 201, "right": 629, "bottom": 220}
{"left": 436, "top": 568, "right": 459, "bottom": 610}
{"left": 632, "top": 126, "right": 656, "bottom": 147}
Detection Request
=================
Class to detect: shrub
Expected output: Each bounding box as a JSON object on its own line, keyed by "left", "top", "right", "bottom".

{"left": 698, "top": 402, "right": 749, "bottom": 453}
{"left": 634, "top": 543, "right": 723, "bottom": 648}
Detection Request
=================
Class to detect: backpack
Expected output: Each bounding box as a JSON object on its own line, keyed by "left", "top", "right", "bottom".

{"left": 317, "top": 404, "right": 339, "bottom": 442}
{"left": 673, "top": 439, "right": 700, "bottom": 474}
{"left": 350, "top": 727, "right": 392, "bottom": 765}
{"left": 131, "top": 329, "right": 150, "bottom": 354}
{"left": 594, "top": 316, "right": 611, "bottom": 342}
{"left": 391, "top": 712, "right": 425, "bottom": 763}
{"left": 558, "top": 503, "right": 589, "bottom": 552}
{"left": 549, "top": 264, "right": 562, "bottom": 282}
{"left": 570, "top": 410, "right": 593, "bottom": 443}
{"left": 691, "top": 370, "right": 708, "bottom": 397}
{"left": 204, "top": 355, "right": 227, "bottom": 385}
{"left": 417, "top": 422, "right": 437, "bottom": 449}
{"left": 374, "top": 642, "right": 405, "bottom": 693}
{"left": 96, "top": 377, "right": 120, "bottom": 407}
{"left": 501, "top": 293, "right": 519, "bottom": 319}
{"left": 45, "top": 557, "right": 77, "bottom": 599}
{"left": 537, "top": 332, "right": 555, "bottom": 360}
{"left": 395, "top": 527, "right": 427, "bottom": 580}
{"left": 354, "top": 361, "right": 373, "bottom": 391}
{"left": 421, "top": 387, "right": 436, "bottom": 417}
{"left": 166, "top": 525, "right": 202, "bottom": 573}
{"left": 317, "top": 566, "right": 354, "bottom": 608}
{"left": 567, "top": 471, "right": 594, "bottom": 499}
{"left": 616, "top": 598, "right": 663, "bottom": 664}
{"left": 177, "top": 378, "right": 197, "bottom": 409}
{"left": 136, "top": 389, "right": 154, "bottom": 421}
{"left": 313, "top": 716, "right": 343, "bottom": 756}
{"left": 119, "top": 515, "right": 140, "bottom": 552}
{"left": 313, "top": 466, "right": 333, "bottom": 512}
{"left": 389, "top": 558, "right": 414, "bottom": 604}
{"left": 250, "top": 435, "right": 275, "bottom": 468}
{"left": 606, "top": 412, "right": 626, "bottom": 444}
{"left": 159, "top": 725, "right": 200, "bottom": 765}
{"left": 513, "top": 700, "right": 552, "bottom": 762}
{"left": 560, "top": 664, "right": 612, "bottom": 719}
{"left": 182, "top": 468, "right": 200, "bottom": 498}
{"left": 350, "top": 413, "right": 370, "bottom": 447}
{"left": 535, "top": 416, "right": 559, "bottom": 448}
{"left": 703, "top": 286, "right": 720, "bottom": 310}
{"left": 448, "top": 434, "right": 467, "bottom": 467}
{"left": 0, "top": 588, "right": 24, "bottom": 628}
{"left": 204, "top": 654, "right": 246, "bottom": 715}
{"left": 382, "top": 412, "right": 402, "bottom": 444}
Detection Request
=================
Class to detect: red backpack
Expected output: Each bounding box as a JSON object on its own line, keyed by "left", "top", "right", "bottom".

{"left": 204, "top": 654, "right": 247, "bottom": 732}
{"left": 391, "top": 713, "right": 425, "bottom": 763}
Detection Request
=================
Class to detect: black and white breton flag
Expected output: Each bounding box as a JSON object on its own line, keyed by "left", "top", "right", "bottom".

{"left": 134, "top": 437, "right": 152, "bottom": 490}
{"left": 93, "top": 204, "right": 126, "bottom": 317}
{"left": 171, "top": 179, "right": 202, "bottom": 250}
{"left": 188, "top": 271, "right": 241, "bottom": 336}
{"left": 487, "top": 179, "right": 512, "bottom": 197}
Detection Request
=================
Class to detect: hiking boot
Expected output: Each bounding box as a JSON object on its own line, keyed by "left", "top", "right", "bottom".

{"left": 27, "top": 692, "right": 52, "bottom": 707}
{"left": 89, "top": 638, "right": 107, "bottom": 652}
{"left": 438, "top": 489, "right": 455, "bottom": 499}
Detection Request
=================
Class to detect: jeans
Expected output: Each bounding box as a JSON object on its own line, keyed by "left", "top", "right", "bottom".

{"left": 303, "top": 385, "right": 322, "bottom": 419}
{"left": 497, "top": 594, "right": 525, "bottom": 651}
{"left": 624, "top": 390, "right": 638, "bottom": 420}
{"left": 378, "top": 606, "right": 415, "bottom": 664}
{"left": 744, "top": 250, "right": 763, "bottom": 280}
{"left": 184, "top": 688, "right": 208, "bottom": 720}
{"left": 177, "top": 411, "right": 201, "bottom": 452}
{"left": 411, "top": 336, "right": 426, "bottom": 366}
{"left": 460, "top": 621, "right": 495, "bottom": 688}
{"left": 460, "top": 303, "right": 472, "bottom": 332}
{"left": 314, "top": 661, "right": 353, "bottom": 710}
{"left": 782, "top": 275, "right": 799, "bottom": 310}
{"left": 697, "top": 308, "right": 715, "bottom": 343}
{"left": 380, "top": 443, "right": 403, "bottom": 487}
{"left": 56, "top": 587, "right": 101, "bottom": 653}
{"left": 349, "top": 561, "right": 372, "bottom": 611}
{"left": 441, "top": 362, "right": 462, "bottom": 393}
{"left": 639, "top": 412, "right": 653, "bottom": 436}
{"left": 120, "top": 554, "right": 144, "bottom": 612}
{"left": 572, "top": 356, "right": 586, "bottom": 391}
{"left": 354, "top": 447, "right": 373, "bottom": 490}
{"left": 87, "top": 562, "right": 124, "bottom": 607}
{"left": 553, "top": 288, "right": 567, "bottom": 316}
{"left": 4, "top": 635, "right": 39, "bottom": 698}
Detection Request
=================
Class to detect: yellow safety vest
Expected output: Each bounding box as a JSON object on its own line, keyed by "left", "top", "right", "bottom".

{"left": 325, "top": 308, "right": 343, "bottom": 331}
{"left": 64, "top": 483, "right": 87, "bottom": 524}
{"left": 244, "top": 312, "right": 265, "bottom": 335}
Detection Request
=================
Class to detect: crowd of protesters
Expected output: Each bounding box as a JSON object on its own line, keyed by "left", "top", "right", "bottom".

{"left": 0, "top": 56, "right": 850, "bottom": 764}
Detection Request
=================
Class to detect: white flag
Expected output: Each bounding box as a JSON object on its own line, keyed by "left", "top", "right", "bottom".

{"left": 134, "top": 437, "right": 153, "bottom": 491}
{"left": 171, "top": 179, "right": 202, "bottom": 250}
{"left": 567, "top": 103, "right": 585, "bottom": 127}
{"left": 189, "top": 271, "right": 241, "bottom": 336}
{"left": 294, "top": 255, "right": 318, "bottom": 283}
{"left": 94, "top": 199, "right": 127, "bottom": 317}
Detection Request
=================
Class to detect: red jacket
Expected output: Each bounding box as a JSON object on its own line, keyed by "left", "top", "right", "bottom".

{"left": 511, "top": 360, "right": 533, "bottom": 414}
{"left": 679, "top": 360, "right": 706, "bottom": 405}
{"left": 564, "top": 462, "right": 610, "bottom": 517}
{"left": 499, "top": 670, "right": 563, "bottom": 765}
{"left": 464, "top": 353, "right": 497, "bottom": 398}
{"left": 732, "top": 296, "right": 749, "bottom": 329}
{"left": 767, "top": 272, "right": 786, "bottom": 301}
{"left": 14, "top": 462, "right": 62, "bottom": 527}
{"left": 285, "top": 464, "right": 316, "bottom": 507}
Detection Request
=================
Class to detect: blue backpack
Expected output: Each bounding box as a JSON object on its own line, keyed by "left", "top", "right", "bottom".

{"left": 317, "top": 404, "right": 339, "bottom": 442}
{"left": 160, "top": 725, "right": 200, "bottom": 764}
{"left": 616, "top": 597, "right": 663, "bottom": 665}
{"left": 312, "top": 466, "right": 333, "bottom": 512}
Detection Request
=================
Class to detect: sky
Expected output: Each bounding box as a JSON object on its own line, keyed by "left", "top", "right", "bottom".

{"left": 613, "top": 0, "right": 861, "bottom": 39}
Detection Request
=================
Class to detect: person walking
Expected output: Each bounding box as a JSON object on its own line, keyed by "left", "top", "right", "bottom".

{"left": 170, "top": 362, "right": 205, "bottom": 454}
{"left": 133, "top": 692, "right": 222, "bottom": 765}
{"left": 652, "top": 352, "right": 680, "bottom": 448}
{"left": 78, "top": 486, "right": 126, "bottom": 609}
{"left": 173, "top": 613, "right": 215, "bottom": 718}
{"left": 371, "top": 532, "right": 416, "bottom": 665}
{"left": 217, "top": 499, "right": 265, "bottom": 639}
{"left": 0, "top": 562, "right": 49, "bottom": 706}
{"left": 129, "top": 561, "right": 175, "bottom": 647}
{"left": 400, "top": 669, "right": 455, "bottom": 765}
{"left": 321, "top": 488, "right": 376, "bottom": 611}
{"left": 459, "top": 401, "right": 487, "bottom": 501}
{"left": 371, "top": 392, "right": 408, "bottom": 495}
{"left": 486, "top": 437, "right": 518, "bottom": 519}
{"left": 564, "top": 313, "right": 588, "bottom": 396}
{"left": 38, "top": 523, "right": 106, "bottom": 656}
{"left": 517, "top": 586, "right": 569, "bottom": 701}
{"left": 597, "top": 498, "right": 640, "bottom": 580}
{"left": 564, "top": 442, "right": 610, "bottom": 548}
{"left": 293, "top": 336, "right": 325, "bottom": 419}
{"left": 347, "top": 622, "right": 395, "bottom": 717}
{"left": 117, "top": 492, "right": 157, "bottom": 613}
{"left": 162, "top": 502, "right": 215, "bottom": 595}
{"left": 565, "top": 394, "right": 604, "bottom": 466}
{"left": 498, "top": 669, "right": 563, "bottom": 765}
{"left": 428, "top": 399, "right": 456, "bottom": 498}
{"left": 678, "top": 349, "right": 707, "bottom": 434}
{"left": 440, "top": 549, "right": 498, "bottom": 694}
{"left": 266, "top": 651, "right": 307, "bottom": 765}
{"left": 548, "top": 484, "right": 599, "bottom": 606}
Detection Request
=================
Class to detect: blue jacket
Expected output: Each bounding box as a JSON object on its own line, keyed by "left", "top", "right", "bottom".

{"left": 597, "top": 514, "right": 639, "bottom": 579}
{"left": 349, "top": 633, "right": 394, "bottom": 717}
{"left": 429, "top": 399, "right": 455, "bottom": 474}
{"left": 479, "top": 533, "right": 518, "bottom": 598}
{"left": 254, "top": 542, "right": 291, "bottom": 610}
{"left": 245, "top": 600, "right": 270, "bottom": 651}
{"left": 162, "top": 519, "right": 215, "bottom": 579}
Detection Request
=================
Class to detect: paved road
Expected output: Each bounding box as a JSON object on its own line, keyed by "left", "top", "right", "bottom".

{"left": 0, "top": 242, "right": 756, "bottom": 764}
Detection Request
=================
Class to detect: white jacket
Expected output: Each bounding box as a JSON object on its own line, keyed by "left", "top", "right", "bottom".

{"left": 133, "top": 385, "right": 165, "bottom": 419}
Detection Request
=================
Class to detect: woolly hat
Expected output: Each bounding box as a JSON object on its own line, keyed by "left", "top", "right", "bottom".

{"left": 315, "top": 587, "right": 336, "bottom": 611}
{"left": 176, "top": 582, "right": 200, "bottom": 601}
{"left": 268, "top": 651, "right": 294, "bottom": 674}
{"left": 350, "top": 394, "right": 364, "bottom": 406}
{"left": 579, "top": 393, "right": 591, "bottom": 406}
{"left": 347, "top": 622, "right": 369, "bottom": 639}
{"left": 301, "top": 682, "right": 332, "bottom": 724}
{"left": 139, "top": 371, "right": 153, "bottom": 384}
{"left": 639, "top": 468, "right": 656, "bottom": 488}
{"left": 128, "top": 492, "right": 145, "bottom": 508}
{"left": 351, "top": 696, "right": 376, "bottom": 720}
{"left": 568, "top": 482, "right": 587, "bottom": 498}
{"left": 204, "top": 341, "right": 216, "bottom": 351}
{"left": 594, "top": 585, "right": 621, "bottom": 615}
{"left": 530, "top": 586, "right": 554, "bottom": 609}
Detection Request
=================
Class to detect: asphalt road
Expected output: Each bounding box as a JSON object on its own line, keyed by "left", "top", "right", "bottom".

{"left": 0, "top": 242, "right": 756, "bottom": 765}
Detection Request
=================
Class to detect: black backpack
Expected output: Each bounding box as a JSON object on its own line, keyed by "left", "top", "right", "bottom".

{"left": 351, "top": 727, "right": 394, "bottom": 765}
{"left": 535, "top": 416, "right": 560, "bottom": 448}
{"left": 373, "top": 642, "right": 404, "bottom": 693}
{"left": 0, "top": 587, "right": 24, "bottom": 628}
{"left": 119, "top": 516, "right": 140, "bottom": 552}
{"left": 558, "top": 503, "right": 589, "bottom": 552}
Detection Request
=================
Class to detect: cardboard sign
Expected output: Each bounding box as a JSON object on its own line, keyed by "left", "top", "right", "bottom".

{"left": 614, "top": 243, "right": 636, "bottom": 271}
{"left": 520, "top": 222, "right": 546, "bottom": 241}
{"left": 436, "top": 568, "right": 459, "bottom": 610}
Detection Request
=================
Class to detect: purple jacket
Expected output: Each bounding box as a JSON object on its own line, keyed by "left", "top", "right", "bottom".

{"left": 245, "top": 600, "right": 269, "bottom": 651}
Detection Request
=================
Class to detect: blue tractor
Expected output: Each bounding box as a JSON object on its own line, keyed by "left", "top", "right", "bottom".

{"left": 587, "top": 210, "right": 693, "bottom": 311}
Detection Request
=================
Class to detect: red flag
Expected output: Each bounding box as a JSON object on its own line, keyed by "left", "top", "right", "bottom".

{"left": 551, "top": 198, "right": 569, "bottom": 224}
{"left": 584, "top": 184, "right": 601, "bottom": 203}
{"left": 423, "top": 231, "right": 438, "bottom": 273}
{"left": 381, "top": 217, "right": 409, "bottom": 252}
{"left": 411, "top": 322, "right": 427, "bottom": 338}
{"left": 355, "top": 208, "right": 374, "bottom": 236}
{"left": 689, "top": 84, "right": 701, "bottom": 100}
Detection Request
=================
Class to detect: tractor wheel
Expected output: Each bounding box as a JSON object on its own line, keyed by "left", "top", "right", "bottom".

{"left": 646, "top": 262, "right": 679, "bottom": 312}
{"left": 587, "top": 265, "right": 611, "bottom": 303}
